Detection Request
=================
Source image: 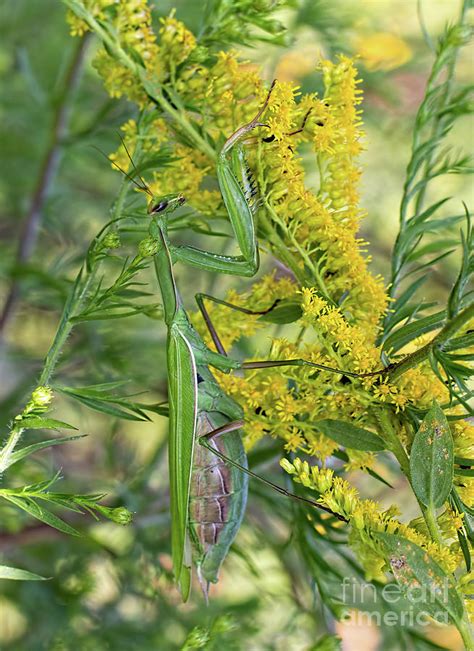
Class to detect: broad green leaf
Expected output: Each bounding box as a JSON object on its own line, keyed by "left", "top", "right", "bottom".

{"left": 258, "top": 300, "right": 303, "bottom": 324}
{"left": 0, "top": 565, "right": 47, "bottom": 581}
{"left": 19, "top": 417, "right": 77, "bottom": 431}
{"left": 377, "top": 532, "right": 464, "bottom": 624}
{"left": 410, "top": 402, "right": 454, "bottom": 508}
{"left": 2, "top": 495, "right": 80, "bottom": 536}
{"left": 315, "top": 419, "right": 385, "bottom": 451}
{"left": 408, "top": 630, "right": 453, "bottom": 650}
{"left": 5, "top": 435, "right": 86, "bottom": 469}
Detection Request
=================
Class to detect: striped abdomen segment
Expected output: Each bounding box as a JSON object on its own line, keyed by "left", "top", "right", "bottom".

{"left": 188, "top": 411, "right": 248, "bottom": 586}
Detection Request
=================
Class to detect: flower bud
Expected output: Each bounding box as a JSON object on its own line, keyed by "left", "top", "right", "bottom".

{"left": 31, "top": 386, "right": 53, "bottom": 408}
{"left": 138, "top": 236, "right": 159, "bottom": 257}
{"left": 102, "top": 232, "right": 121, "bottom": 249}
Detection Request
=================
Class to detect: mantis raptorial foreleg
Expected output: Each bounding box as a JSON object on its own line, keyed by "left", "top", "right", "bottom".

{"left": 152, "top": 81, "right": 276, "bottom": 278}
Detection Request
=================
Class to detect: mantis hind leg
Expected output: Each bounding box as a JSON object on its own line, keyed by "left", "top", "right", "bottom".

{"left": 198, "top": 422, "right": 348, "bottom": 522}
{"left": 195, "top": 292, "right": 280, "bottom": 356}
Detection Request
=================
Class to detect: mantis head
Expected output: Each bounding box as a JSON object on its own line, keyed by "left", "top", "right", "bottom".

{"left": 147, "top": 193, "right": 186, "bottom": 215}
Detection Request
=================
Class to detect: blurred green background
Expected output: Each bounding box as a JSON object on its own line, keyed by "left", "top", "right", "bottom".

{"left": 0, "top": 1, "right": 472, "bottom": 649}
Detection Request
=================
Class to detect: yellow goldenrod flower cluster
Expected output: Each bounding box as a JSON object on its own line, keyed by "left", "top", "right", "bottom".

{"left": 299, "top": 287, "right": 380, "bottom": 373}
{"left": 252, "top": 57, "right": 388, "bottom": 331}
{"left": 281, "top": 457, "right": 461, "bottom": 581}
{"left": 452, "top": 419, "right": 474, "bottom": 505}
{"left": 68, "top": 0, "right": 160, "bottom": 105}
{"left": 458, "top": 571, "right": 474, "bottom": 621}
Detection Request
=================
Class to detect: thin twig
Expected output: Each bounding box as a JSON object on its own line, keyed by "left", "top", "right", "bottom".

{"left": 0, "top": 35, "right": 90, "bottom": 336}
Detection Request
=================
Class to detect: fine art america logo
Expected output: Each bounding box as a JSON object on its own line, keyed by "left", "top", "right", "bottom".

{"left": 341, "top": 577, "right": 451, "bottom": 626}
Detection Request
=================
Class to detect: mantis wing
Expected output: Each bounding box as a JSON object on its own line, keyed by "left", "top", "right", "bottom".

{"left": 167, "top": 325, "right": 198, "bottom": 600}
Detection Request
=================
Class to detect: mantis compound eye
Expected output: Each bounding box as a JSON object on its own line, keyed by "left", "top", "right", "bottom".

{"left": 150, "top": 200, "right": 169, "bottom": 214}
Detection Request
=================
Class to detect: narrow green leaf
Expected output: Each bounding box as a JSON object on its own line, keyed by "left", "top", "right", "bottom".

{"left": 383, "top": 301, "right": 437, "bottom": 334}
{"left": 2, "top": 495, "right": 80, "bottom": 536}
{"left": 5, "top": 435, "right": 86, "bottom": 469}
{"left": 409, "top": 403, "right": 454, "bottom": 508}
{"left": 314, "top": 419, "right": 385, "bottom": 451}
{"left": 406, "top": 238, "right": 459, "bottom": 263}
{"left": 0, "top": 565, "right": 48, "bottom": 581}
{"left": 454, "top": 467, "right": 474, "bottom": 477}
{"left": 145, "top": 402, "right": 169, "bottom": 417}
{"left": 410, "top": 197, "right": 451, "bottom": 228}
{"left": 61, "top": 394, "right": 150, "bottom": 421}
{"left": 450, "top": 488, "right": 474, "bottom": 543}
{"left": 383, "top": 310, "right": 446, "bottom": 353}
{"left": 457, "top": 529, "right": 471, "bottom": 572}
{"left": 377, "top": 532, "right": 464, "bottom": 624}
{"left": 56, "top": 380, "right": 129, "bottom": 396}
{"left": 390, "top": 276, "right": 427, "bottom": 320}
{"left": 19, "top": 417, "right": 77, "bottom": 431}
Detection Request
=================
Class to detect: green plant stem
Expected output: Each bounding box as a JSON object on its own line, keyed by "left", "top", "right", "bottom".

{"left": 0, "top": 34, "right": 89, "bottom": 337}
{"left": 376, "top": 410, "right": 410, "bottom": 477}
{"left": 258, "top": 208, "right": 307, "bottom": 286}
{"left": 38, "top": 267, "right": 96, "bottom": 387}
{"left": 423, "top": 505, "right": 443, "bottom": 546}
{"left": 0, "top": 181, "right": 129, "bottom": 475}
{"left": 458, "top": 615, "right": 474, "bottom": 651}
{"left": 414, "top": 0, "right": 469, "bottom": 216}
{"left": 385, "top": 301, "right": 474, "bottom": 381}
{"left": 389, "top": 0, "right": 470, "bottom": 304}
{"left": 0, "top": 427, "right": 23, "bottom": 475}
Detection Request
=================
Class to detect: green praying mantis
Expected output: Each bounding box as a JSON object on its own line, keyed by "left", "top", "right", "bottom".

{"left": 116, "top": 88, "right": 355, "bottom": 601}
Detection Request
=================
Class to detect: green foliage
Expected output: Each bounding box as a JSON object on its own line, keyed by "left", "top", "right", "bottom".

{"left": 313, "top": 419, "right": 386, "bottom": 452}
{"left": 378, "top": 532, "right": 464, "bottom": 624}
{"left": 0, "top": 0, "right": 473, "bottom": 650}
{"left": 383, "top": 8, "right": 473, "bottom": 385}
{"left": 199, "top": 0, "right": 295, "bottom": 48}
{"left": 409, "top": 402, "right": 454, "bottom": 509}
{"left": 0, "top": 566, "right": 47, "bottom": 581}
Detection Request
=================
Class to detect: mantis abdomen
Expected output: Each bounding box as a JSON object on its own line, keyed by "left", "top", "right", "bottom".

{"left": 189, "top": 410, "right": 248, "bottom": 594}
